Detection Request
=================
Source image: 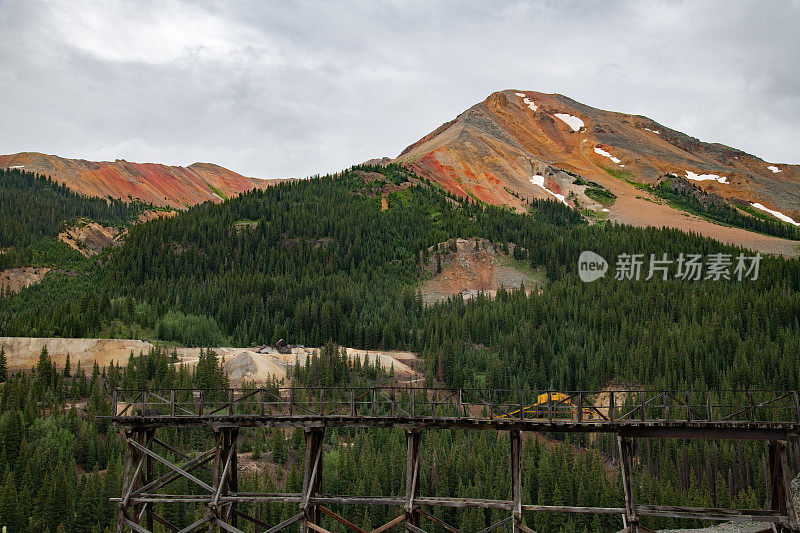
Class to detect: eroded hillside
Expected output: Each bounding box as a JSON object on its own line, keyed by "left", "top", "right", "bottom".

{"left": 396, "top": 90, "right": 800, "bottom": 256}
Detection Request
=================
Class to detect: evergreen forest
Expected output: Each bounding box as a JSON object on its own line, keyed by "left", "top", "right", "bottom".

{"left": 0, "top": 164, "right": 799, "bottom": 532}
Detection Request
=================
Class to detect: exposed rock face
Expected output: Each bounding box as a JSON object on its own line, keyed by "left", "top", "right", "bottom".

{"left": 361, "top": 157, "right": 393, "bottom": 166}
{"left": 0, "top": 267, "right": 52, "bottom": 293}
{"left": 420, "top": 238, "right": 543, "bottom": 305}
{"left": 58, "top": 220, "right": 122, "bottom": 257}
{"left": 0, "top": 152, "right": 290, "bottom": 209}
{"left": 395, "top": 90, "right": 800, "bottom": 254}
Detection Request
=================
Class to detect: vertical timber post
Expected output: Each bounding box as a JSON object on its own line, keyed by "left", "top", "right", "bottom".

{"left": 510, "top": 430, "right": 523, "bottom": 532}
{"left": 132, "top": 430, "right": 146, "bottom": 529}
{"left": 618, "top": 435, "right": 639, "bottom": 533}
{"left": 768, "top": 440, "right": 800, "bottom": 532}
{"left": 209, "top": 429, "right": 223, "bottom": 532}
{"left": 405, "top": 428, "right": 422, "bottom": 530}
{"left": 116, "top": 429, "right": 134, "bottom": 533}
{"left": 768, "top": 441, "right": 780, "bottom": 514}
{"left": 301, "top": 427, "right": 325, "bottom": 532}
{"left": 116, "top": 429, "right": 153, "bottom": 533}
{"left": 145, "top": 429, "right": 155, "bottom": 532}
{"left": 230, "top": 428, "right": 239, "bottom": 528}
{"left": 212, "top": 428, "right": 239, "bottom": 527}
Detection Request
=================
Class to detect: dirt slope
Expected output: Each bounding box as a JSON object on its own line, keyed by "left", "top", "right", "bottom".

{"left": 420, "top": 238, "right": 545, "bottom": 304}
{"left": 0, "top": 267, "right": 52, "bottom": 293}
{"left": 58, "top": 220, "right": 122, "bottom": 256}
{"left": 396, "top": 90, "right": 800, "bottom": 256}
{"left": 0, "top": 152, "right": 290, "bottom": 209}
{"left": 0, "top": 337, "right": 154, "bottom": 371}
{"left": 0, "top": 337, "right": 418, "bottom": 383}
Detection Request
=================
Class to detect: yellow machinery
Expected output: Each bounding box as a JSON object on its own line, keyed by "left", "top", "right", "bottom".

{"left": 496, "top": 392, "right": 598, "bottom": 420}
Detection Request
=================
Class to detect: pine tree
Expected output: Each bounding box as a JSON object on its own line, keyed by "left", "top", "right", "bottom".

{"left": 271, "top": 429, "right": 287, "bottom": 465}
{"left": 37, "top": 345, "right": 52, "bottom": 384}
{"left": 252, "top": 434, "right": 263, "bottom": 460}
{"left": 74, "top": 474, "right": 100, "bottom": 532}
{"left": 0, "top": 471, "right": 20, "bottom": 532}
{"left": 48, "top": 466, "right": 72, "bottom": 531}
{"left": 3, "top": 411, "right": 23, "bottom": 469}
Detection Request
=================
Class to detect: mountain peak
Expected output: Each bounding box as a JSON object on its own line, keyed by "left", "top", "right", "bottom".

{"left": 395, "top": 89, "right": 800, "bottom": 255}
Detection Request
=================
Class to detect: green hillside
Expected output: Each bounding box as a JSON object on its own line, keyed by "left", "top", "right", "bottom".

{"left": 0, "top": 168, "right": 157, "bottom": 269}
{"left": 1, "top": 164, "right": 798, "bottom": 531}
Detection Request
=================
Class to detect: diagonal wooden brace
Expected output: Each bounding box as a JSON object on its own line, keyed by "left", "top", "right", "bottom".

{"left": 127, "top": 437, "right": 214, "bottom": 493}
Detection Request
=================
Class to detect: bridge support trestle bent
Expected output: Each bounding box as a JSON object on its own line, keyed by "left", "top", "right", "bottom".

{"left": 301, "top": 427, "right": 325, "bottom": 532}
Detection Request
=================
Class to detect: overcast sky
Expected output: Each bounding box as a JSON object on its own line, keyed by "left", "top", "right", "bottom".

{"left": 1, "top": 0, "right": 798, "bottom": 179}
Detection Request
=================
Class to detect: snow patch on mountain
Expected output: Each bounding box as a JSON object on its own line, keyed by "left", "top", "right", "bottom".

{"left": 685, "top": 171, "right": 728, "bottom": 184}
{"left": 750, "top": 203, "right": 800, "bottom": 226}
{"left": 515, "top": 92, "right": 537, "bottom": 111}
{"left": 643, "top": 127, "right": 660, "bottom": 135}
{"left": 767, "top": 165, "right": 782, "bottom": 173}
{"left": 594, "top": 147, "right": 621, "bottom": 164}
{"left": 530, "top": 175, "right": 569, "bottom": 206}
{"left": 554, "top": 113, "right": 584, "bottom": 132}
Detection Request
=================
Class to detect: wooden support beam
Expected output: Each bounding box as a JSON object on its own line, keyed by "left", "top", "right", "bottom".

{"left": 635, "top": 504, "right": 788, "bottom": 522}
{"left": 319, "top": 505, "right": 367, "bottom": 533}
{"left": 132, "top": 450, "right": 215, "bottom": 498}
{"left": 215, "top": 518, "right": 245, "bottom": 533}
{"left": 477, "top": 516, "right": 513, "bottom": 533}
{"left": 119, "top": 430, "right": 155, "bottom": 533}
{"left": 229, "top": 508, "right": 273, "bottom": 530}
{"left": 229, "top": 428, "right": 239, "bottom": 527}
{"left": 126, "top": 437, "right": 214, "bottom": 493}
{"left": 510, "top": 430, "right": 523, "bottom": 532}
{"left": 418, "top": 509, "right": 461, "bottom": 533}
{"left": 405, "top": 428, "right": 422, "bottom": 530}
{"left": 175, "top": 514, "right": 213, "bottom": 533}
{"left": 263, "top": 512, "right": 304, "bottom": 533}
{"left": 122, "top": 518, "right": 152, "bottom": 533}
{"left": 618, "top": 436, "right": 639, "bottom": 533}
{"left": 209, "top": 429, "right": 223, "bottom": 533}
{"left": 144, "top": 429, "right": 155, "bottom": 532}
{"left": 305, "top": 522, "right": 334, "bottom": 533}
{"left": 122, "top": 439, "right": 147, "bottom": 506}
{"left": 371, "top": 514, "right": 407, "bottom": 533}
{"left": 213, "top": 435, "right": 237, "bottom": 508}
{"left": 150, "top": 512, "right": 179, "bottom": 532}
{"left": 209, "top": 428, "right": 240, "bottom": 527}
{"left": 302, "top": 427, "right": 325, "bottom": 532}
{"left": 778, "top": 442, "right": 800, "bottom": 531}
{"left": 152, "top": 438, "right": 214, "bottom": 474}
{"left": 769, "top": 442, "right": 782, "bottom": 514}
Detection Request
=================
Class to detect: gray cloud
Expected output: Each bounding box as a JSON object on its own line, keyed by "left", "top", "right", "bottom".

{"left": 0, "top": 0, "right": 798, "bottom": 178}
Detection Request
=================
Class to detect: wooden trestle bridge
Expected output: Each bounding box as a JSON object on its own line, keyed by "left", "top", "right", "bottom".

{"left": 106, "top": 387, "right": 800, "bottom": 533}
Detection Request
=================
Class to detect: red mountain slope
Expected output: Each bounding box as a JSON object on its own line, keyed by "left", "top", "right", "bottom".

{"left": 396, "top": 90, "right": 800, "bottom": 255}
{"left": 0, "top": 152, "right": 282, "bottom": 208}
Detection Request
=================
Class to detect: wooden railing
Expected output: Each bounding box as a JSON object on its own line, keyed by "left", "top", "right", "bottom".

{"left": 110, "top": 387, "right": 800, "bottom": 426}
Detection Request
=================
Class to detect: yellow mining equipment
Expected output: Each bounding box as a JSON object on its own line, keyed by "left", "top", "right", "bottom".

{"left": 496, "top": 392, "right": 598, "bottom": 421}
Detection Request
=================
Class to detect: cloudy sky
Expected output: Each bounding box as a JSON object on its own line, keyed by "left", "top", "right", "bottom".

{"left": 1, "top": 0, "right": 798, "bottom": 178}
